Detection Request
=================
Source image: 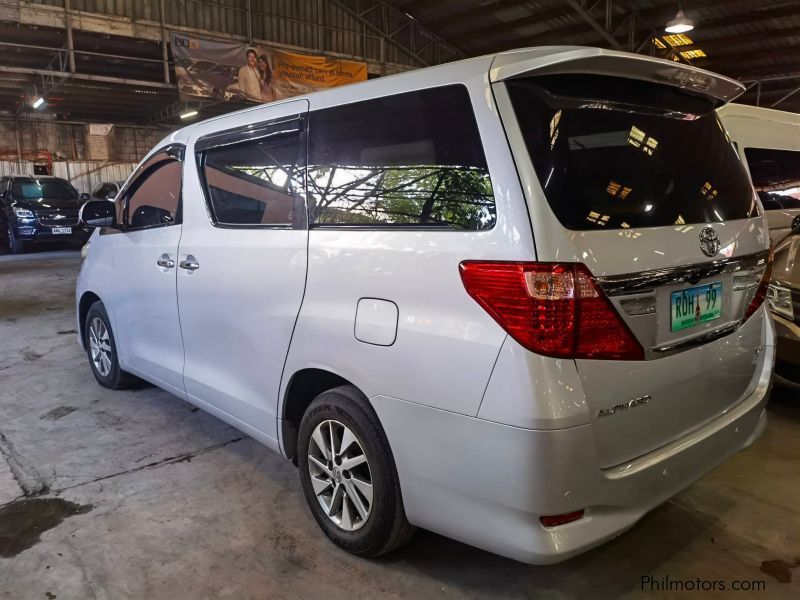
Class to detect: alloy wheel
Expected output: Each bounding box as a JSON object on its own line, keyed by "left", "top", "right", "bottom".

{"left": 307, "top": 419, "right": 373, "bottom": 531}
{"left": 88, "top": 317, "right": 113, "bottom": 377}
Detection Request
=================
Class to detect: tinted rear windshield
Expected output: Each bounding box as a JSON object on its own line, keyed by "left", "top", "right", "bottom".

{"left": 12, "top": 179, "right": 78, "bottom": 200}
{"left": 507, "top": 75, "right": 756, "bottom": 230}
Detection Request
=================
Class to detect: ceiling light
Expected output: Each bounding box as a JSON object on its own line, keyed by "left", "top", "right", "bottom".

{"left": 665, "top": 8, "right": 694, "bottom": 34}
{"left": 32, "top": 97, "right": 45, "bottom": 109}
{"left": 179, "top": 110, "right": 198, "bottom": 119}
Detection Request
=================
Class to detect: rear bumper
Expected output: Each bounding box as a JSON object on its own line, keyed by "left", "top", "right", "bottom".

{"left": 372, "top": 337, "right": 773, "bottom": 565}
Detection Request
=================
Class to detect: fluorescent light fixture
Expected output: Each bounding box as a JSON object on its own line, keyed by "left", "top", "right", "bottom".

{"left": 665, "top": 8, "right": 694, "bottom": 33}
{"left": 180, "top": 110, "right": 198, "bottom": 119}
{"left": 32, "top": 97, "right": 45, "bottom": 109}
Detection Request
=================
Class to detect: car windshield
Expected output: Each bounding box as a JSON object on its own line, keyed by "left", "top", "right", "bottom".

{"left": 12, "top": 179, "right": 79, "bottom": 201}
{"left": 506, "top": 74, "right": 757, "bottom": 230}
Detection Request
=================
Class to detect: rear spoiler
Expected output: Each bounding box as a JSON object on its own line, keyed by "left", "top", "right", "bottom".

{"left": 489, "top": 46, "right": 744, "bottom": 105}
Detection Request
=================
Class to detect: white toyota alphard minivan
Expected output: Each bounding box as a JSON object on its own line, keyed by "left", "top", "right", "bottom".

{"left": 77, "top": 47, "right": 774, "bottom": 564}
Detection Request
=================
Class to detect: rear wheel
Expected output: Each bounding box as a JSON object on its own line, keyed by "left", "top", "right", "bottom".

{"left": 85, "top": 301, "right": 138, "bottom": 389}
{"left": 297, "top": 385, "right": 415, "bottom": 557}
{"left": 7, "top": 224, "right": 25, "bottom": 254}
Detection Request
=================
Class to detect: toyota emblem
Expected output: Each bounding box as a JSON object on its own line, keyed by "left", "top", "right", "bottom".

{"left": 699, "top": 226, "right": 720, "bottom": 257}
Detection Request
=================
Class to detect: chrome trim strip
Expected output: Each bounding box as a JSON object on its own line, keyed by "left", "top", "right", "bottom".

{"left": 596, "top": 250, "right": 769, "bottom": 297}
{"left": 651, "top": 322, "right": 741, "bottom": 353}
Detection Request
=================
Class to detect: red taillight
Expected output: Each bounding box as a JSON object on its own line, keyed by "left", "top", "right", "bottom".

{"left": 540, "top": 510, "right": 585, "bottom": 527}
{"left": 459, "top": 261, "right": 644, "bottom": 360}
{"left": 744, "top": 249, "right": 774, "bottom": 322}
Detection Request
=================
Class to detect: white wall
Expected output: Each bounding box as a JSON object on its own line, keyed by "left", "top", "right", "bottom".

{"left": 52, "top": 161, "right": 138, "bottom": 194}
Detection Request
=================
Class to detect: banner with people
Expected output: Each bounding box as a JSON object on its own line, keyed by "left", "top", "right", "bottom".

{"left": 171, "top": 32, "right": 368, "bottom": 104}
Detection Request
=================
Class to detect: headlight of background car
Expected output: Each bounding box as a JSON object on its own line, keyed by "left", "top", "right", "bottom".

{"left": 13, "top": 207, "right": 34, "bottom": 219}
{"left": 766, "top": 283, "right": 794, "bottom": 321}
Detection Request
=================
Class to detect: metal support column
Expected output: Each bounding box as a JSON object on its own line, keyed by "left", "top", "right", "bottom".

{"left": 317, "top": 0, "right": 324, "bottom": 52}
{"left": 14, "top": 120, "right": 22, "bottom": 163}
{"left": 159, "top": 0, "right": 170, "bottom": 84}
{"left": 64, "top": 0, "right": 75, "bottom": 73}
{"left": 628, "top": 13, "right": 636, "bottom": 52}
{"left": 246, "top": 0, "right": 253, "bottom": 44}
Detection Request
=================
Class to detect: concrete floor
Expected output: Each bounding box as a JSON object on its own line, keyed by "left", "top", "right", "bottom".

{"left": 0, "top": 251, "right": 798, "bottom": 600}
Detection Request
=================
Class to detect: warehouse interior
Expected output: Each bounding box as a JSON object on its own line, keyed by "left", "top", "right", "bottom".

{"left": 1, "top": 1, "right": 799, "bottom": 597}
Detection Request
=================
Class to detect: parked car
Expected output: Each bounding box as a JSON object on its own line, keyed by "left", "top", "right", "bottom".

{"left": 1, "top": 175, "right": 90, "bottom": 254}
{"left": 91, "top": 181, "right": 126, "bottom": 201}
{"left": 76, "top": 46, "right": 774, "bottom": 565}
{"left": 719, "top": 104, "right": 800, "bottom": 384}
{"left": 179, "top": 59, "right": 237, "bottom": 100}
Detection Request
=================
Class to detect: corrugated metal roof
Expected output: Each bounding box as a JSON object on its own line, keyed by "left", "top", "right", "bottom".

{"left": 395, "top": 0, "right": 800, "bottom": 112}
{"left": 1, "top": 0, "right": 799, "bottom": 123}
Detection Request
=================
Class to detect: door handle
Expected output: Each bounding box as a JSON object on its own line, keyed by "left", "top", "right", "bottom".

{"left": 179, "top": 256, "right": 199, "bottom": 271}
{"left": 156, "top": 255, "right": 175, "bottom": 269}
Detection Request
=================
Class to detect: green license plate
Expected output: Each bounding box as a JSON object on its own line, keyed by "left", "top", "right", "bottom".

{"left": 671, "top": 282, "right": 723, "bottom": 332}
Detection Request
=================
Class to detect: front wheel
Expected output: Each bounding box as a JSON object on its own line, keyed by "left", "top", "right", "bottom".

{"left": 297, "top": 385, "right": 415, "bottom": 557}
{"left": 84, "top": 301, "right": 138, "bottom": 389}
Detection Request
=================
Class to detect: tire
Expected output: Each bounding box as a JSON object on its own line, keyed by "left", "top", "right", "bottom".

{"left": 84, "top": 301, "right": 138, "bottom": 389}
{"left": 7, "top": 223, "right": 25, "bottom": 255}
{"left": 298, "top": 385, "right": 415, "bottom": 557}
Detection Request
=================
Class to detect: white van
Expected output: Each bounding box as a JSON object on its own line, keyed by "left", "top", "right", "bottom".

{"left": 76, "top": 47, "right": 774, "bottom": 565}
{"left": 719, "top": 104, "right": 800, "bottom": 384}
{"left": 718, "top": 104, "right": 800, "bottom": 241}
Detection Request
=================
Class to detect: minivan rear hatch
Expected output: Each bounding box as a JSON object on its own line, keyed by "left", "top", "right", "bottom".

{"left": 493, "top": 48, "right": 771, "bottom": 467}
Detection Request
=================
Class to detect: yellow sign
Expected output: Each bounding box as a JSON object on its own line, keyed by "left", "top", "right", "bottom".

{"left": 272, "top": 51, "right": 368, "bottom": 99}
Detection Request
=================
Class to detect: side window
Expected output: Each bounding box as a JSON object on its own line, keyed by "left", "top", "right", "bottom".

{"left": 197, "top": 116, "right": 306, "bottom": 227}
{"left": 123, "top": 148, "right": 183, "bottom": 231}
{"left": 307, "top": 85, "right": 496, "bottom": 230}
{"left": 744, "top": 147, "right": 800, "bottom": 210}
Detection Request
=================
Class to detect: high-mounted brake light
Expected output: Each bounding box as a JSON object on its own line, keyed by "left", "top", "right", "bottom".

{"left": 743, "top": 249, "right": 774, "bottom": 322}
{"left": 459, "top": 261, "right": 644, "bottom": 360}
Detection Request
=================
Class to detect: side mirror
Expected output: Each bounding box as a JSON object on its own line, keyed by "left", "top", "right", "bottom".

{"left": 80, "top": 192, "right": 91, "bottom": 201}
{"left": 80, "top": 200, "right": 116, "bottom": 228}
